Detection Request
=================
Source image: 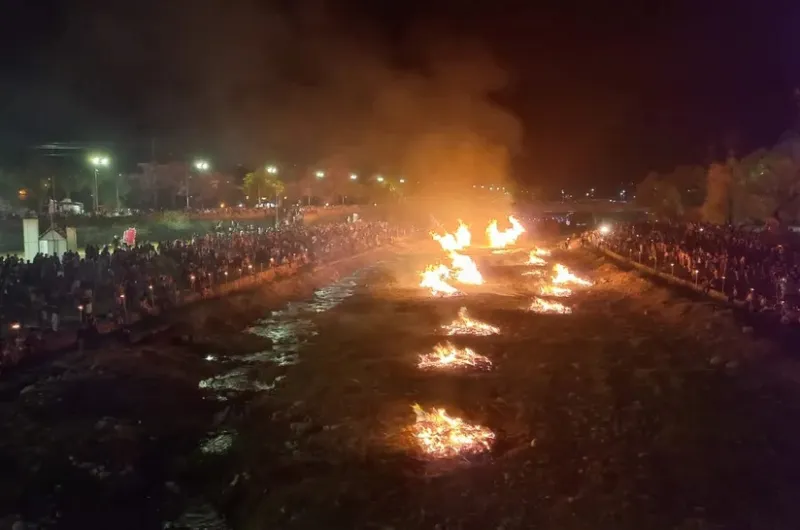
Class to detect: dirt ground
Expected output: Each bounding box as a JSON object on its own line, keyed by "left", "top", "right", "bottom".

{"left": 2, "top": 242, "right": 800, "bottom": 529}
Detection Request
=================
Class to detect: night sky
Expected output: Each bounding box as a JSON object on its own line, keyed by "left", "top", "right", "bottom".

{"left": 1, "top": 0, "right": 799, "bottom": 192}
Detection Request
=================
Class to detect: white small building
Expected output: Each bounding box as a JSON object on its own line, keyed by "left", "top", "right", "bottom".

{"left": 39, "top": 227, "right": 67, "bottom": 257}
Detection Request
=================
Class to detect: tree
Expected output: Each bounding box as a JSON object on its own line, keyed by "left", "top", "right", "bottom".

{"left": 635, "top": 171, "right": 683, "bottom": 219}
{"left": 243, "top": 170, "right": 285, "bottom": 205}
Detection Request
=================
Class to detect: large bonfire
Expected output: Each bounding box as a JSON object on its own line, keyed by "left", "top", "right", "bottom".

{"left": 420, "top": 222, "right": 483, "bottom": 294}
{"left": 442, "top": 307, "right": 500, "bottom": 336}
{"left": 486, "top": 216, "right": 525, "bottom": 249}
{"left": 411, "top": 404, "right": 495, "bottom": 458}
{"left": 418, "top": 342, "right": 492, "bottom": 370}
{"left": 431, "top": 221, "right": 472, "bottom": 253}
{"left": 420, "top": 264, "right": 461, "bottom": 296}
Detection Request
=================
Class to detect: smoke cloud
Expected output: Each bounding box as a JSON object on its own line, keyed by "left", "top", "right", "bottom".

{"left": 37, "top": 0, "right": 522, "bottom": 205}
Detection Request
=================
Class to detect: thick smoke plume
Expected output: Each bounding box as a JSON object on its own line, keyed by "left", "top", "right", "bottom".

{"left": 39, "top": 0, "right": 521, "bottom": 216}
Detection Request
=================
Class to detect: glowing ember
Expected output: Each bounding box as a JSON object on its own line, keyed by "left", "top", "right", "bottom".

{"left": 528, "top": 297, "right": 572, "bottom": 314}
{"left": 412, "top": 404, "right": 495, "bottom": 458}
{"left": 528, "top": 251, "right": 547, "bottom": 266}
{"left": 449, "top": 252, "right": 484, "bottom": 285}
{"left": 432, "top": 221, "right": 472, "bottom": 252}
{"left": 551, "top": 264, "right": 592, "bottom": 287}
{"left": 539, "top": 284, "right": 572, "bottom": 297}
{"left": 533, "top": 247, "right": 551, "bottom": 256}
{"left": 418, "top": 342, "right": 492, "bottom": 370}
{"left": 486, "top": 216, "right": 525, "bottom": 248}
{"left": 443, "top": 307, "right": 500, "bottom": 336}
{"left": 420, "top": 264, "right": 461, "bottom": 296}
{"left": 522, "top": 269, "right": 545, "bottom": 277}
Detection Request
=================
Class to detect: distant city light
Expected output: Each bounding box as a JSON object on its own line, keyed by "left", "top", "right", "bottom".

{"left": 376, "top": 175, "right": 385, "bottom": 182}
{"left": 194, "top": 159, "right": 210, "bottom": 171}
{"left": 315, "top": 171, "right": 325, "bottom": 178}
{"left": 266, "top": 165, "right": 278, "bottom": 174}
{"left": 399, "top": 178, "right": 405, "bottom": 183}
{"left": 350, "top": 173, "right": 358, "bottom": 180}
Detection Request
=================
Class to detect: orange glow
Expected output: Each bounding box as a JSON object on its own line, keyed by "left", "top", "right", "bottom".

{"left": 533, "top": 247, "right": 551, "bottom": 257}
{"left": 442, "top": 307, "right": 500, "bottom": 336}
{"left": 412, "top": 404, "right": 495, "bottom": 458}
{"left": 418, "top": 342, "right": 492, "bottom": 370}
{"left": 552, "top": 264, "right": 592, "bottom": 287}
{"left": 528, "top": 297, "right": 572, "bottom": 314}
{"left": 486, "top": 216, "right": 525, "bottom": 248}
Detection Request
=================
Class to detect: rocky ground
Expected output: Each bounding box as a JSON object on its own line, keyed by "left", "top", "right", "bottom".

{"left": 2, "top": 243, "right": 800, "bottom": 529}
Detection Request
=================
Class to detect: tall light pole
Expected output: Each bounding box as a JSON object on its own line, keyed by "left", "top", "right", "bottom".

{"left": 190, "top": 159, "right": 210, "bottom": 209}
{"left": 267, "top": 165, "right": 279, "bottom": 227}
{"left": 89, "top": 154, "right": 110, "bottom": 213}
{"left": 311, "top": 170, "right": 325, "bottom": 206}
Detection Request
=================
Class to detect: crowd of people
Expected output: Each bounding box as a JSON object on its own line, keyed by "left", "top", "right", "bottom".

{"left": 588, "top": 221, "right": 800, "bottom": 317}
{"left": 0, "top": 219, "right": 404, "bottom": 361}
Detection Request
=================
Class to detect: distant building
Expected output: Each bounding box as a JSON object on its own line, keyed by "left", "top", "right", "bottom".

{"left": 47, "top": 198, "right": 84, "bottom": 215}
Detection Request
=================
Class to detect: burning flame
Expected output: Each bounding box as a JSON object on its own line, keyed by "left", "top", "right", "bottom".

{"left": 528, "top": 297, "right": 572, "bottom": 314}
{"left": 528, "top": 252, "right": 547, "bottom": 266}
{"left": 486, "top": 216, "right": 525, "bottom": 248}
{"left": 418, "top": 342, "right": 492, "bottom": 370}
{"left": 540, "top": 285, "right": 572, "bottom": 297}
{"left": 412, "top": 404, "right": 495, "bottom": 458}
{"left": 432, "top": 221, "right": 471, "bottom": 252}
{"left": 552, "top": 264, "right": 592, "bottom": 287}
{"left": 420, "top": 264, "right": 460, "bottom": 296}
{"left": 443, "top": 307, "right": 500, "bottom": 336}
{"left": 455, "top": 221, "right": 471, "bottom": 249}
{"left": 449, "top": 252, "right": 483, "bottom": 285}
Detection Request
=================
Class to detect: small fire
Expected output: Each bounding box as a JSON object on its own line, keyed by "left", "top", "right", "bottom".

{"left": 418, "top": 342, "right": 492, "bottom": 370}
{"left": 443, "top": 307, "right": 500, "bottom": 336}
{"left": 486, "top": 216, "right": 525, "bottom": 248}
{"left": 552, "top": 264, "right": 592, "bottom": 287}
{"left": 412, "top": 404, "right": 495, "bottom": 458}
{"left": 432, "top": 221, "right": 472, "bottom": 252}
{"left": 540, "top": 284, "right": 572, "bottom": 297}
{"left": 420, "top": 264, "right": 461, "bottom": 296}
{"left": 528, "top": 251, "right": 547, "bottom": 266}
{"left": 449, "top": 252, "right": 483, "bottom": 285}
{"left": 528, "top": 297, "right": 572, "bottom": 314}
{"left": 522, "top": 269, "right": 545, "bottom": 277}
{"left": 533, "top": 247, "right": 551, "bottom": 257}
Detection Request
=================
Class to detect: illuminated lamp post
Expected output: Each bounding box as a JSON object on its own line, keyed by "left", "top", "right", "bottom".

{"left": 88, "top": 154, "right": 111, "bottom": 213}
{"left": 190, "top": 159, "right": 211, "bottom": 209}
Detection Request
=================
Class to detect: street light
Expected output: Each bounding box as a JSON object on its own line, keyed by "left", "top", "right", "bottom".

{"left": 266, "top": 165, "right": 278, "bottom": 174}
{"left": 350, "top": 173, "right": 358, "bottom": 181}
{"left": 189, "top": 159, "right": 211, "bottom": 209}
{"left": 315, "top": 171, "right": 325, "bottom": 179}
{"left": 88, "top": 154, "right": 111, "bottom": 213}
{"left": 376, "top": 175, "right": 385, "bottom": 183}
{"left": 399, "top": 178, "right": 405, "bottom": 184}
